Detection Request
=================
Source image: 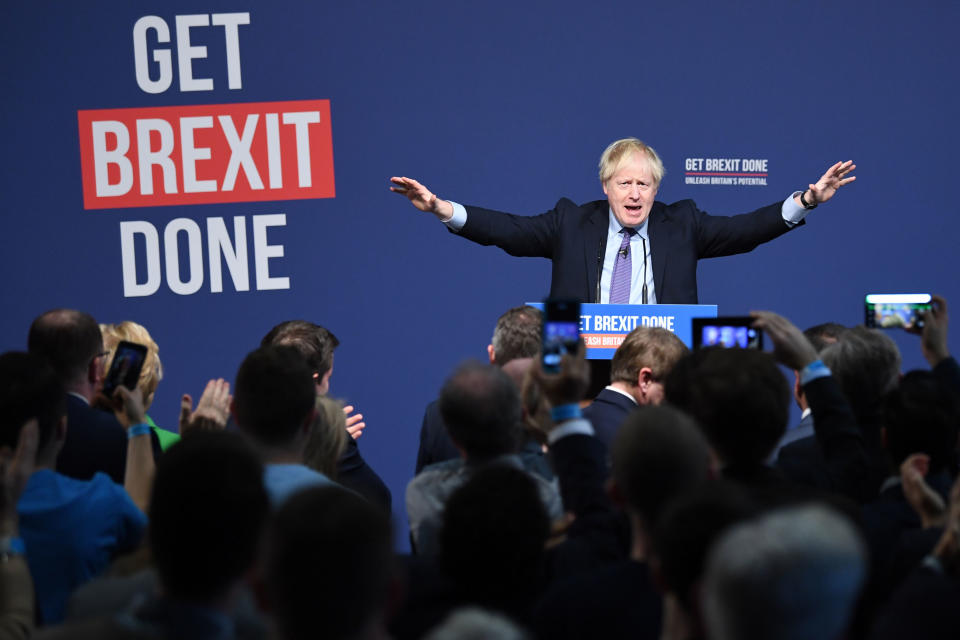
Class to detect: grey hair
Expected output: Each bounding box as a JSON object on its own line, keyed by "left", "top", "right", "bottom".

{"left": 423, "top": 608, "right": 529, "bottom": 640}
{"left": 820, "top": 326, "right": 901, "bottom": 418}
{"left": 703, "top": 505, "right": 867, "bottom": 640}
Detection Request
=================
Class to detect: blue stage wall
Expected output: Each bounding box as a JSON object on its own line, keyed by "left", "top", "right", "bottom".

{"left": 2, "top": 1, "right": 958, "bottom": 547}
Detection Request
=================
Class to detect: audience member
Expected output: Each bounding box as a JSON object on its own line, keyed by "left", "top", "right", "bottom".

{"left": 406, "top": 361, "right": 561, "bottom": 556}
{"left": 772, "top": 322, "right": 848, "bottom": 458}
{"left": 416, "top": 305, "right": 542, "bottom": 473}
{"left": 0, "top": 352, "right": 152, "bottom": 624}
{"left": 27, "top": 309, "right": 161, "bottom": 484}
{"left": 534, "top": 405, "right": 715, "bottom": 640}
{"left": 100, "top": 321, "right": 179, "bottom": 450}
{"left": 0, "top": 419, "right": 38, "bottom": 640}
{"left": 651, "top": 482, "right": 758, "bottom": 640}
{"left": 261, "top": 320, "right": 391, "bottom": 510}
{"left": 702, "top": 505, "right": 867, "bottom": 640}
{"left": 777, "top": 325, "right": 900, "bottom": 498}
{"left": 232, "top": 345, "right": 333, "bottom": 505}
{"left": 262, "top": 486, "right": 395, "bottom": 640}
{"left": 303, "top": 395, "right": 349, "bottom": 479}
{"left": 38, "top": 431, "right": 270, "bottom": 639}
{"left": 583, "top": 327, "right": 687, "bottom": 450}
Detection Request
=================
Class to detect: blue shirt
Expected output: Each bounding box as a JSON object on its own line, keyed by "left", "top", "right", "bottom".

{"left": 18, "top": 469, "right": 147, "bottom": 624}
{"left": 263, "top": 463, "right": 333, "bottom": 506}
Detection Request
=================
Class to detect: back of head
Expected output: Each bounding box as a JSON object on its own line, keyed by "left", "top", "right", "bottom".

{"left": 303, "top": 395, "right": 348, "bottom": 478}
{"left": 702, "top": 505, "right": 867, "bottom": 640}
{"left": 611, "top": 405, "right": 713, "bottom": 528}
{"left": 883, "top": 370, "right": 960, "bottom": 474}
{"left": 100, "top": 321, "right": 163, "bottom": 410}
{"left": 610, "top": 327, "right": 688, "bottom": 386}
{"left": 150, "top": 431, "right": 268, "bottom": 603}
{"left": 440, "top": 464, "right": 549, "bottom": 612}
{"left": 0, "top": 351, "right": 66, "bottom": 457}
{"left": 665, "top": 348, "right": 789, "bottom": 465}
{"left": 261, "top": 320, "right": 339, "bottom": 379}
{"left": 651, "top": 481, "right": 757, "bottom": 613}
{"left": 264, "top": 486, "right": 393, "bottom": 640}
{"left": 233, "top": 345, "right": 317, "bottom": 447}
{"left": 424, "top": 608, "right": 530, "bottom": 640}
{"left": 821, "top": 326, "right": 901, "bottom": 422}
{"left": 439, "top": 362, "right": 521, "bottom": 460}
{"left": 803, "top": 322, "right": 848, "bottom": 353}
{"left": 491, "top": 306, "right": 542, "bottom": 366}
{"left": 27, "top": 309, "right": 102, "bottom": 386}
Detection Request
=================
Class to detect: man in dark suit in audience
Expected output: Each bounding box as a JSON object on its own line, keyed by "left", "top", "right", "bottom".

{"left": 261, "top": 320, "right": 392, "bottom": 511}
{"left": 27, "top": 309, "right": 161, "bottom": 484}
{"left": 583, "top": 326, "right": 687, "bottom": 451}
{"left": 776, "top": 325, "right": 901, "bottom": 501}
{"left": 415, "top": 305, "right": 542, "bottom": 473}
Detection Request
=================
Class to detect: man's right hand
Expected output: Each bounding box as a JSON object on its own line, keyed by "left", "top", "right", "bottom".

{"left": 389, "top": 176, "right": 454, "bottom": 221}
{"left": 180, "top": 378, "right": 231, "bottom": 434}
{"left": 910, "top": 294, "right": 950, "bottom": 367}
{"left": 750, "top": 311, "right": 819, "bottom": 371}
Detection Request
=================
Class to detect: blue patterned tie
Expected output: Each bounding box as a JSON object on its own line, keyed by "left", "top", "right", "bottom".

{"left": 610, "top": 227, "right": 636, "bottom": 304}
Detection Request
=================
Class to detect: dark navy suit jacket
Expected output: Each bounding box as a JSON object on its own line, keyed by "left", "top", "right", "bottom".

{"left": 60, "top": 395, "right": 162, "bottom": 485}
{"left": 459, "top": 198, "right": 795, "bottom": 303}
{"left": 582, "top": 388, "right": 637, "bottom": 452}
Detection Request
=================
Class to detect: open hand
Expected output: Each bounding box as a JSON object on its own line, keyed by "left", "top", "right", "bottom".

{"left": 389, "top": 176, "right": 454, "bottom": 220}
{"left": 806, "top": 160, "right": 856, "bottom": 205}
{"left": 180, "top": 378, "right": 231, "bottom": 434}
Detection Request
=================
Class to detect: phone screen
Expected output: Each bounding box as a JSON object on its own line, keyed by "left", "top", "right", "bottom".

{"left": 102, "top": 341, "right": 148, "bottom": 396}
{"left": 864, "top": 294, "right": 931, "bottom": 330}
{"left": 692, "top": 317, "right": 763, "bottom": 350}
{"left": 542, "top": 300, "right": 581, "bottom": 373}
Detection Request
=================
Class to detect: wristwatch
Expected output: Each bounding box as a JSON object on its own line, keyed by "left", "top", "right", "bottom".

{"left": 799, "top": 190, "right": 818, "bottom": 210}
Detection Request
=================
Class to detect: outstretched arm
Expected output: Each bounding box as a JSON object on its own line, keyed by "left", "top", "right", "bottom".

{"left": 389, "top": 176, "right": 454, "bottom": 221}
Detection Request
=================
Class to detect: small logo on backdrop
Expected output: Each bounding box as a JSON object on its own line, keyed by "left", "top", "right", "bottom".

{"left": 683, "top": 158, "right": 768, "bottom": 186}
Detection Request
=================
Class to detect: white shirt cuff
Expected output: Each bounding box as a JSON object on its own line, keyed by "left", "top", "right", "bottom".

{"left": 547, "top": 418, "right": 594, "bottom": 445}
{"left": 781, "top": 192, "right": 809, "bottom": 227}
{"left": 444, "top": 201, "right": 467, "bottom": 232}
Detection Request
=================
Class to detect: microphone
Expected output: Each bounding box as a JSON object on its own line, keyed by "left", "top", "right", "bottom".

{"left": 619, "top": 246, "right": 630, "bottom": 258}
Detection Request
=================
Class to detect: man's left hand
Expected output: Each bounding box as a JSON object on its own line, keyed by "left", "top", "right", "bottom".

{"left": 802, "top": 160, "right": 857, "bottom": 206}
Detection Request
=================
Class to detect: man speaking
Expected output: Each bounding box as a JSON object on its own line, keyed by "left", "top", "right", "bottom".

{"left": 390, "top": 138, "right": 855, "bottom": 304}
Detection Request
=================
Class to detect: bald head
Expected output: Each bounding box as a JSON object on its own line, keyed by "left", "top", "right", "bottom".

{"left": 28, "top": 309, "right": 103, "bottom": 386}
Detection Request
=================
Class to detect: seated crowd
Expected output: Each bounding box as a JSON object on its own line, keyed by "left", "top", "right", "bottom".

{"left": 0, "top": 299, "right": 958, "bottom": 639}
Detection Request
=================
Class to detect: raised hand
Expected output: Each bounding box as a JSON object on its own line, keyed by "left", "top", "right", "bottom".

{"left": 180, "top": 378, "right": 231, "bottom": 434}
{"left": 806, "top": 160, "right": 856, "bottom": 205}
{"left": 910, "top": 294, "right": 950, "bottom": 367}
{"left": 343, "top": 405, "right": 366, "bottom": 440}
{"left": 750, "top": 311, "right": 819, "bottom": 371}
{"left": 389, "top": 176, "right": 454, "bottom": 220}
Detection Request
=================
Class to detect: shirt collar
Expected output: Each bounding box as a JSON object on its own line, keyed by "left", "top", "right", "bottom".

{"left": 607, "top": 208, "right": 650, "bottom": 240}
{"left": 67, "top": 391, "right": 89, "bottom": 406}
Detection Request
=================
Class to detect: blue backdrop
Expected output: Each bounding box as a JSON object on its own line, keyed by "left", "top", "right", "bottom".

{"left": 3, "top": 1, "right": 958, "bottom": 548}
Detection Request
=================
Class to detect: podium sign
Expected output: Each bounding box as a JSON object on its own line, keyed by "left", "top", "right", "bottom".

{"left": 528, "top": 303, "right": 718, "bottom": 359}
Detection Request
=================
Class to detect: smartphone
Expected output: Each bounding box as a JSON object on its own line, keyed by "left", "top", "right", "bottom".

{"left": 692, "top": 317, "right": 763, "bottom": 350}
{"left": 102, "top": 340, "right": 148, "bottom": 397}
{"left": 542, "top": 300, "right": 581, "bottom": 373}
{"left": 864, "top": 293, "right": 932, "bottom": 330}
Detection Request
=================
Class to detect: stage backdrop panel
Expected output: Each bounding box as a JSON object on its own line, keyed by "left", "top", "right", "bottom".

{"left": 3, "top": 1, "right": 958, "bottom": 549}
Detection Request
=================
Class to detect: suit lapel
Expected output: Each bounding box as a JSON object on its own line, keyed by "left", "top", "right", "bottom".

{"left": 648, "top": 203, "right": 667, "bottom": 301}
{"left": 584, "top": 203, "right": 608, "bottom": 303}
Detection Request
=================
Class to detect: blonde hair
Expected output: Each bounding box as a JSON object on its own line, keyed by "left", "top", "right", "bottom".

{"left": 598, "top": 138, "right": 665, "bottom": 185}
{"left": 100, "top": 321, "right": 163, "bottom": 410}
{"left": 304, "top": 396, "right": 348, "bottom": 479}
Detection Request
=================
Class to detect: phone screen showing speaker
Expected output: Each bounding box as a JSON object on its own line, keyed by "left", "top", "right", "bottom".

{"left": 865, "top": 294, "right": 931, "bottom": 330}
{"left": 692, "top": 317, "right": 763, "bottom": 350}
{"left": 542, "top": 300, "right": 581, "bottom": 373}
